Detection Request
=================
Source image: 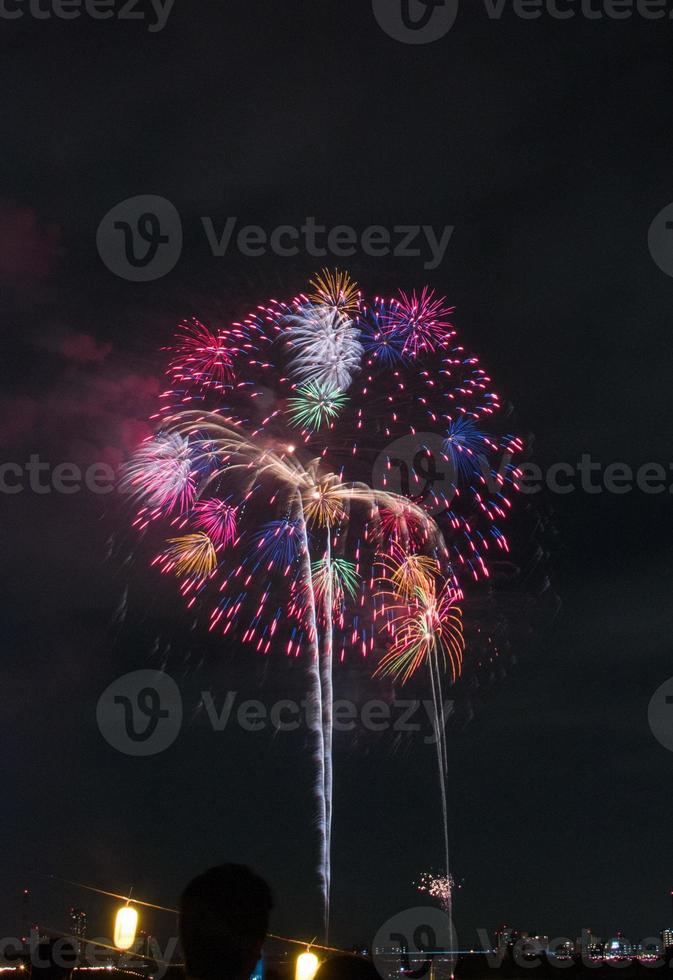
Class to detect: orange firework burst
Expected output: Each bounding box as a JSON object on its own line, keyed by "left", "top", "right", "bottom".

{"left": 308, "top": 268, "right": 360, "bottom": 316}
{"left": 160, "top": 532, "right": 217, "bottom": 580}
{"left": 378, "top": 541, "right": 438, "bottom": 599}
{"left": 375, "top": 579, "right": 464, "bottom": 685}
{"left": 303, "top": 476, "right": 347, "bottom": 528}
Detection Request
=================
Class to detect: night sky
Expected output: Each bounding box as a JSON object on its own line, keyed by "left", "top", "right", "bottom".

{"left": 2, "top": 0, "right": 673, "bottom": 956}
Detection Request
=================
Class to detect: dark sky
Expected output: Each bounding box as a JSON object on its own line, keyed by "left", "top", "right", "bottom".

{"left": 1, "top": 0, "right": 673, "bottom": 956}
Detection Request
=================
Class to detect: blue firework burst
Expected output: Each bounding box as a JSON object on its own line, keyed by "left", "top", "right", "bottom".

{"left": 443, "top": 416, "right": 489, "bottom": 484}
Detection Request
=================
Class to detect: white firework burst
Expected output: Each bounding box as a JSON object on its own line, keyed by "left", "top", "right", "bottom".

{"left": 121, "top": 432, "right": 196, "bottom": 513}
{"left": 285, "top": 303, "right": 363, "bottom": 390}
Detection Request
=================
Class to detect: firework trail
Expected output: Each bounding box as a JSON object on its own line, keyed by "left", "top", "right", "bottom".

{"left": 122, "top": 269, "right": 523, "bottom": 937}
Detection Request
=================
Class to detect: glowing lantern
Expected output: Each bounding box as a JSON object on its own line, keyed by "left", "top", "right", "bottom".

{"left": 114, "top": 905, "right": 138, "bottom": 950}
{"left": 295, "top": 951, "right": 320, "bottom": 980}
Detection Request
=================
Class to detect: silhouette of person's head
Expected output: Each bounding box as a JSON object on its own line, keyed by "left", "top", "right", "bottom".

{"left": 314, "top": 955, "right": 380, "bottom": 980}
{"left": 180, "top": 864, "right": 273, "bottom": 980}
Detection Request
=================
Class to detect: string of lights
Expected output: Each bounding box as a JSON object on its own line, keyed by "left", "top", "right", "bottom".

{"left": 33, "top": 874, "right": 348, "bottom": 956}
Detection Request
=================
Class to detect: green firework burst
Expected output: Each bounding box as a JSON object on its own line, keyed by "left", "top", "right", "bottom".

{"left": 311, "top": 557, "right": 361, "bottom": 604}
{"left": 287, "top": 381, "right": 348, "bottom": 430}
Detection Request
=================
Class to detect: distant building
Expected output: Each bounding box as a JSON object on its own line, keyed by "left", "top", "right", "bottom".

{"left": 662, "top": 928, "right": 673, "bottom": 949}
{"left": 522, "top": 936, "right": 549, "bottom": 957}
{"left": 550, "top": 940, "right": 574, "bottom": 960}
{"left": 579, "top": 928, "right": 602, "bottom": 957}
{"left": 68, "top": 908, "right": 87, "bottom": 949}
{"left": 496, "top": 926, "right": 520, "bottom": 949}
{"left": 604, "top": 935, "right": 632, "bottom": 959}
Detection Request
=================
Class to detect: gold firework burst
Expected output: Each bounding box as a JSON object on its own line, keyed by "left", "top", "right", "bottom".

{"left": 309, "top": 268, "right": 360, "bottom": 315}
{"left": 163, "top": 532, "right": 217, "bottom": 579}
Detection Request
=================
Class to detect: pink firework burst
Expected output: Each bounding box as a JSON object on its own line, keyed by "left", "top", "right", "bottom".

{"left": 193, "top": 498, "right": 238, "bottom": 548}
{"left": 121, "top": 432, "right": 196, "bottom": 521}
{"left": 387, "top": 287, "right": 455, "bottom": 356}
{"left": 378, "top": 503, "right": 433, "bottom": 549}
{"left": 169, "top": 318, "right": 235, "bottom": 391}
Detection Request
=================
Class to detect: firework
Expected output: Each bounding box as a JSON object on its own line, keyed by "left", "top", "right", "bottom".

{"left": 158, "top": 532, "right": 217, "bottom": 580}
{"left": 312, "top": 557, "right": 360, "bottom": 610}
{"left": 252, "top": 518, "right": 303, "bottom": 567}
{"left": 309, "top": 267, "right": 360, "bottom": 315}
{"left": 193, "top": 498, "right": 237, "bottom": 548}
{"left": 302, "top": 474, "right": 348, "bottom": 528}
{"left": 169, "top": 318, "right": 234, "bottom": 390}
{"left": 386, "top": 287, "right": 455, "bottom": 357}
{"left": 124, "top": 269, "right": 523, "bottom": 939}
{"left": 285, "top": 304, "right": 364, "bottom": 390}
{"left": 121, "top": 432, "right": 195, "bottom": 516}
{"left": 375, "top": 578, "right": 464, "bottom": 686}
{"left": 287, "top": 381, "right": 349, "bottom": 431}
{"left": 442, "top": 416, "right": 489, "bottom": 484}
{"left": 417, "top": 872, "right": 455, "bottom": 914}
{"left": 379, "top": 542, "right": 438, "bottom": 600}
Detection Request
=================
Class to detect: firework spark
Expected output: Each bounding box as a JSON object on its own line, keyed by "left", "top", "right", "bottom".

{"left": 312, "top": 556, "right": 361, "bottom": 609}
{"left": 287, "top": 381, "right": 349, "bottom": 431}
{"left": 309, "top": 267, "right": 360, "bottom": 315}
{"left": 443, "top": 416, "right": 489, "bottom": 484}
{"left": 375, "top": 579, "right": 464, "bottom": 685}
{"left": 387, "top": 287, "right": 455, "bottom": 356}
{"left": 169, "top": 318, "right": 234, "bottom": 390}
{"left": 417, "top": 871, "right": 455, "bottom": 914}
{"left": 121, "top": 432, "right": 195, "bottom": 515}
{"left": 159, "top": 532, "right": 217, "bottom": 580}
{"left": 285, "top": 303, "right": 363, "bottom": 390}
{"left": 193, "top": 498, "right": 237, "bottom": 548}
